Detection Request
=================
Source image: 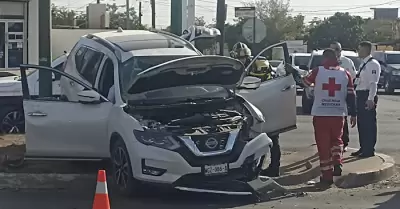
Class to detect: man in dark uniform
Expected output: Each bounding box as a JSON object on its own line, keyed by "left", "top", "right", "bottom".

{"left": 230, "top": 42, "right": 281, "bottom": 177}
{"left": 351, "top": 41, "right": 381, "bottom": 158}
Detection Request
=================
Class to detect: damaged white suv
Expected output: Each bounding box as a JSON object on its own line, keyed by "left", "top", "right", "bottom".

{"left": 20, "top": 29, "right": 296, "bottom": 196}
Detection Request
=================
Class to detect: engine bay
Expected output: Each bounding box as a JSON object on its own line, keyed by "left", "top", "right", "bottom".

{"left": 129, "top": 98, "right": 253, "bottom": 136}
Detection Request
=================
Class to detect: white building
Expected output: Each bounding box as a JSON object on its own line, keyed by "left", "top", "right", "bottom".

{"left": 0, "top": 0, "right": 42, "bottom": 70}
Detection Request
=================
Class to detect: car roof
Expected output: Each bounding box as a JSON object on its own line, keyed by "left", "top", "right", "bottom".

{"left": 374, "top": 51, "right": 400, "bottom": 54}
{"left": 92, "top": 30, "right": 190, "bottom": 52}
{"left": 291, "top": 53, "right": 310, "bottom": 56}
{"left": 311, "top": 50, "right": 358, "bottom": 57}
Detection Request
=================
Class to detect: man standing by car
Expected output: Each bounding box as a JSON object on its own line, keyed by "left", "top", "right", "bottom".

{"left": 302, "top": 49, "right": 357, "bottom": 185}
{"left": 351, "top": 41, "right": 381, "bottom": 158}
{"left": 230, "top": 42, "right": 281, "bottom": 177}
{"left": 330, "top": 41, "right": 357, "bottom": 152}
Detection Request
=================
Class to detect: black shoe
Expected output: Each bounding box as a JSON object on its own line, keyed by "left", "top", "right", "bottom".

{"left": 358, "top": 153, "right": 375, "bottom": 158}
{"left": 333, "top": 165, "right": 342, "bottom": 176}
{"left": 351, "top": 150, "right": 362, "bottom": 156}
{"left": 316, "top": 178, "right": 334, "bottom": 188}
{"left": 260, "top": 167, "right": 280, "bottom": 177}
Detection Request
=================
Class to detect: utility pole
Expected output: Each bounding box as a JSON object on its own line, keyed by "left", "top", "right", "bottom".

{"left": 171, "top": 0, "right": 183, "bottom": 35}
{"left": 151, "top": 0, "right": 156, "bottom": 28}
{"left": 216, "top": 0, "right": 226, "bottom": 56}
{"left": 138, "top": 1, "right": 142, "bottom": 26}
{"left": 38, "top": 0, "right": 52, "bottom": 97}
{"left": 126, "top": 0, "right": 130, "bottom": 29}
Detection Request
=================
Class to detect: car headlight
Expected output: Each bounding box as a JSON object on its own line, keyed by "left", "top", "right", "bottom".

{"left": 392, "top": 70, "right": 400, "bottom": 76}
{"left": 133, "top": 130, "right": 181, "bottom": 150}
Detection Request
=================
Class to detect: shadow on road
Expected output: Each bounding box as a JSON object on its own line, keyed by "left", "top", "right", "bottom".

{"left": 370, "top": 191, "right": 400, "bottom": 209}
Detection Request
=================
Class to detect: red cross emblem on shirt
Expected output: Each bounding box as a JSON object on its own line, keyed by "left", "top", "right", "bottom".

{"left": 322, "top": 77, "right": 341, "bottom": 97}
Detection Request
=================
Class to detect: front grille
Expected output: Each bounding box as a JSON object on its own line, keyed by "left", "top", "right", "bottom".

{"left": 191, "top": 133, "right": 229, "bottom": 152}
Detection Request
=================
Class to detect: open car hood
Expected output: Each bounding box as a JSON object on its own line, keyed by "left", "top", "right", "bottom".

{"left": 127, "top": 56, "right": 246, "bottom": 94}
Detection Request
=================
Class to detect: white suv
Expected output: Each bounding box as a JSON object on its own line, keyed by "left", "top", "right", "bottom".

{"left": 20, "top": 29, "right": 296, "bottom": 196}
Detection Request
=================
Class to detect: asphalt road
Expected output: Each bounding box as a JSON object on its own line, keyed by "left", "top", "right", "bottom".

{"left": 1, "top": 91, "right": 400, "bottom": 209}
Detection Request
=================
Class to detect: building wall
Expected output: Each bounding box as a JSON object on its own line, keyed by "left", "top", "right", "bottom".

{"left": 28, "top": 0, "right": 39, "bottom": 65}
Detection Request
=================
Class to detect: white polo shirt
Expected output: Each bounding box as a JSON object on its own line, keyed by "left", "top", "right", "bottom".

{"left": 355, "top": 55, "right": 381, "bottom": 100}
{"left": 339, "top": 56, "right": 357, "bottom": 80}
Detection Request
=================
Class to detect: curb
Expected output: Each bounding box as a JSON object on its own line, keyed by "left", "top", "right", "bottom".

{"left": 335, "top": 149, "right": 396, "bottom": 188}
{"left": 274, "top": 147, "right": 396, "bottom": 188}
{"left": 0, "top": 173, "right": 96, "bottom": 190}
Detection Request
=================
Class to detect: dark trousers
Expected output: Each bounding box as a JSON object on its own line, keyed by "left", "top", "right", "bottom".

{"left": 356, "top": 90, "right": 378, "bottom": 154}
{"left": 342, "top": 117, "right": 349, "bottom": 147}
{"left": 268, "top": 134, "right": 281, "bottom": 170}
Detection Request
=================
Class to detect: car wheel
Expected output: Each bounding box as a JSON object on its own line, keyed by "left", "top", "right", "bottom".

{"left": 384, "top": 79, "right": 395, "bottom": 94}
{"left": 301, "top": 91, "right": 312, "bottom": 115}
{"left": 110, "top": 139, "right": 143, "bottom": 196}
{"left": 0, "top": 107, "right": 25, "bottom": 134}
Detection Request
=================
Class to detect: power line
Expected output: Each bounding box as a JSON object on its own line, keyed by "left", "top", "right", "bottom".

{"left": 292, "top": 0, "right": 400, "bottom": 13}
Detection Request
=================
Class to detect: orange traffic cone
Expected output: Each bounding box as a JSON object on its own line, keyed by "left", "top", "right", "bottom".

{"left": 93, "top": 170, "right": 111, "bottom": 209}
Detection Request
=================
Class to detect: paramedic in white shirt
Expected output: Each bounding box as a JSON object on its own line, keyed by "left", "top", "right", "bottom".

{"left": 330, "top": 41, "right": 357, "bottom": 151}
{"left": 351, "top": 41, "right": 381, "bottom": 158}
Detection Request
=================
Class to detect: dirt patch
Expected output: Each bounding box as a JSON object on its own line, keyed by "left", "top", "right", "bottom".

{"left": 0, "top": 134, "right": 26, "bottom": 159}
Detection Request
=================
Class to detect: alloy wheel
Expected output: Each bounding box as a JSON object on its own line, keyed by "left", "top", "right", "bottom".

{"left": 0, "top": 110, "right": 24, "bottom": 134}
{"left": 112, "top": 146, "right": 130, "bottom": 189}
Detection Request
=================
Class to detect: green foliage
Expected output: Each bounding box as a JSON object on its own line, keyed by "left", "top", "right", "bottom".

{"left": 225, "top": 0, "right": 305, "bottom": 54}
{"left": 51, "top": 3, "right": 145, "bottom": 30}
{"left": 306, "top": 12, "right": 365, "bottom": 50}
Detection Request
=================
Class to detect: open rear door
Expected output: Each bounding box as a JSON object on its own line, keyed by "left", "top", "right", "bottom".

{"left": 238, "top": 42, "right": 297, "bottom": 136}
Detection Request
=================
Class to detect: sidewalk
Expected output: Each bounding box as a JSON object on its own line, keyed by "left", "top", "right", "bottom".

{"left": 273, "top": 145, "right": 396, "bottom": 188}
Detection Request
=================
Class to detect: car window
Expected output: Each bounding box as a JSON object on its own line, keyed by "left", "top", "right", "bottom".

{"left": 386, "top": 54, "right": 400, "bottom": 64}
{"left": 99, "top": 58, "right": 114, "bottom": 98}
{"left": 75, "top": 47, "right": 86, "bottom": 73}
{"left": 310, "top": 55, "right": 361, "bottom": 70}
{"left": 294, "top": 56, "right": 310, "bottom": 66}
{"left": 24, "top": 67, "right": 97, "bottom": 103}
{"left": 78, "top": 47, "right": 104, "bottom": 85}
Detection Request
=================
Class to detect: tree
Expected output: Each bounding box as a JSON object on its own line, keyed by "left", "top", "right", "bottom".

{"left": 362, "top": 19, "right": 394, "bottom": 43}
{"left": 106, "top": 3, "right": 145, "bottom": 30}
{"left": 228, "top": 0, "right": 305, "bottom": 53}
{"left": 51, "top": 3, "right": 145, "bottom": 29}
{"left": 307, "top": 12, "right": 365, "bottom": 50}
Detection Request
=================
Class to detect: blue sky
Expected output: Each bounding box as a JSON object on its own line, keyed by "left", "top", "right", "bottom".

{"left": 53, "top": 0, "right": 400, "bottom": 28}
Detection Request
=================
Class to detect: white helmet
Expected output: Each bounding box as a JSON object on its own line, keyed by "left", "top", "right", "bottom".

{"left": 180, "top": 25, "right": 221, "bottom": 42}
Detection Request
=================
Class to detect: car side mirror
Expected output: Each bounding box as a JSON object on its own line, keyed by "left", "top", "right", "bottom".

{"left": 299, "top": 65, "right": 308, "bottom": 70}
{"left": 239, "top": 76, "right": 262, "bottom": 90}
{"left": 77, "top": 90, "right": 101, "bottom": 104}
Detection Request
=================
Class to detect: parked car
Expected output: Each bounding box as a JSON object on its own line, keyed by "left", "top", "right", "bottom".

{"left": 300, "top": 50, "right": 361, "bottom": 114}
{"left": 19, "top": 28, "right": 297, "bottom": 196}
{"left": 0, "top": 53, "right": 67, "bottom": 133}
{"left": 372, "top": 51, "right": 400, "bottom": 94}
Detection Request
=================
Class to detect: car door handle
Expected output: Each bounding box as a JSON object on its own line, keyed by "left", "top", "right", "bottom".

{"left": 69, "top": 81, "right": 75, "bottom": 86}
{"left": 281, "top": 85, "right": 294, "bottom": 92}
{"left": 27, "top": 112, "right": 47, "bottom": 117}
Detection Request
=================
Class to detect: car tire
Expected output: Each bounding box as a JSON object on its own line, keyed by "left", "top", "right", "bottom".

{"left": 384, "top": 79, "right": 395, "bottom": 94}
{"left": 110, "top": 139, "right": 144, "bottom": 196}
{"left": 0, "top": 106, "right": 25, "bottom": 134}
{"left": 301, "top": 91, "right": 312, "bottom": 115}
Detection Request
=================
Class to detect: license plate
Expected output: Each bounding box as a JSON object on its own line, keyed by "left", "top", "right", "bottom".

{"left": 204, "top": 164, "right": 228, "bottom": 176}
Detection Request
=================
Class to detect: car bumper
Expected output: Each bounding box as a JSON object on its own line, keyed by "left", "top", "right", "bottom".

{"left": 389, "top": 75, "right": 400, "bottom": 88}
{"left": 130, "top": 133, "right": 272, "bottom": 193}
